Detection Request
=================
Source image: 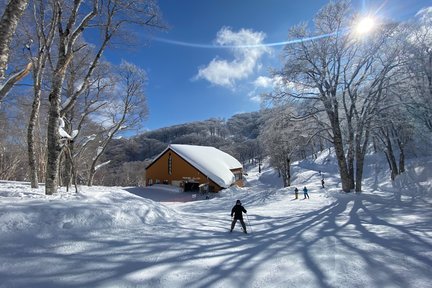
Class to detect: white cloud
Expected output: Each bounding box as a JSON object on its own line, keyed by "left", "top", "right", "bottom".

{"left": 247, "top": 75, "right": 285, "bottom": 103}
{"left": 415, "top": 6, "right": 432, "bottom": 23}
{"left": 414, "top": 6, "right": 432, "bottom": 43}
{"left": 253, "top": 75, "right": 283, "bottom": 89}
{"left": 253, "top": 76, "right": 273, "bottom": 88}
{"left": 195, "top": 27, "right": 270, "bottom": 88}
{"left": 248, "top": 92, "right": 262, "bottom": 103}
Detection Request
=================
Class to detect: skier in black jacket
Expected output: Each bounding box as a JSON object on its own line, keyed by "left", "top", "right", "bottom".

{"left": 230, "top": 200, "right": 247, "bottom": 233}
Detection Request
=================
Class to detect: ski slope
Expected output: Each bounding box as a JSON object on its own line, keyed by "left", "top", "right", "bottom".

{"left": 0, "top": 154, "right": 431, "bottom": 288}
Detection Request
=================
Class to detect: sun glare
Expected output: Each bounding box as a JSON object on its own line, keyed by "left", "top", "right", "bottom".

{"left": 355, "top": 16, "right": 376, "bottom": 35}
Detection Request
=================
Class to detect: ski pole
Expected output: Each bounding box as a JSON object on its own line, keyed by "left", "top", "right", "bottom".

{"left": 246, "top": 213, "right": 252, "bottom": 233}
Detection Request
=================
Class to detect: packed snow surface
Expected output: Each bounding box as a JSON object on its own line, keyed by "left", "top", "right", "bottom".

{"left": 1, "top": 153, "right": 431, "bottom": 288}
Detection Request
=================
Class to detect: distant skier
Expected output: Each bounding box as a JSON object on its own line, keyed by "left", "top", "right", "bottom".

{"left": 321, "top": 178, "right": 325, "bottom": 188}
{"left": 303, "top": 186, "right": 310, "bottom": 199}
{"left": 230, "top": 200, "right": 248, "bottom": 234}
{"left": 294, "top": 187, "right": 299, "bottom": 199}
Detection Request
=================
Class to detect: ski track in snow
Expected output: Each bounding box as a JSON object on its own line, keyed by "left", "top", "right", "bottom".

{"left": 1, "top": 156, "right": 432, "bottom": 288}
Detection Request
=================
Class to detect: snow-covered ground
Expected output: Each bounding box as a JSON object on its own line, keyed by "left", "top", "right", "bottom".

{"left": 1, "top": 152, "right": 431, "bottom": 288}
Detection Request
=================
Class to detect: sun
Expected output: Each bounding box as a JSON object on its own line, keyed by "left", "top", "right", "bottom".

{"left": 355, "top": 16, "right": 376, "bottom": 35}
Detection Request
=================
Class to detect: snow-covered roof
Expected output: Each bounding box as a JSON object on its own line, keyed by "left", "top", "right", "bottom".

{"left": 154, "top": 144, "right": 242, "bottom": 188}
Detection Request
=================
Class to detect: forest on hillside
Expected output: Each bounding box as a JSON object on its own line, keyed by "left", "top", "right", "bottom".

{"left": 98, "top": 112, "right": 268, "bottom": 186}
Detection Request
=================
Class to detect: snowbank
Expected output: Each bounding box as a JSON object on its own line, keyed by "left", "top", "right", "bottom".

{"left": 0, "top": 183, "right": 179, "bottom": 235}
{"left": 0, "top": 152, "right": 431, "bottom": 288}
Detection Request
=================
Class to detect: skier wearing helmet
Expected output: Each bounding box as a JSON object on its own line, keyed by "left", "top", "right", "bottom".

{"left": 230, "top": 200, "right": 248, "bottom": 234}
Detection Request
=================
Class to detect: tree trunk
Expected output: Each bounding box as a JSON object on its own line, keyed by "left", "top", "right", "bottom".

{"left": 45, "top": 86, "right": 62, "bottom": 195}
{"left": 64, "top": 145, "right": 78, "bottom": 192}
{"left": 44, "top": 0, "right": 97, "bottom": 194}
{"left": 63, "top": 143, "right": 74, "bottom": 189}
{"left": 355, "top": 158, "right": 363, "bottom": 192}
{"left": 385, "top": 134, "right": 399, "bottom": 181}
{"left": 87, "top": 164, "right": 96, "bottom": 187}
{"left": 396, "top": 138, "right": 405, "bottom": 174}
{"left": 399, "top": 149, "right": 405, "bottom": 174}
{"left": 324, "top": 91, "right": 353, "bottom": 192}
{"left": 285, "top": 157, "right": 291, "bottom": 187}
{"left": 354, "top": 135, "right": 365, "bottom": 192}
{"left": 0, "top": 0, "right": 29, "bottom": 79}
{"left": 87, "top": 134, "right": 115, "bottom": 186}
{"left": 346, "top": 117, "right": 355, "bottom": 190}
{"left": 28, "top": 0, "right": 57, "bottom": 189}
{"left": 347, "top": 141, "right": 355, "bottom": 190}
{"left": 61, "top": 117, "right": 73, "bottom": 189}
{"left": 27, "top": 89, "right": 41, "bottom": 188}
{"left": 45, "top": 53, "right": 69, "bottom": 194}
{"left": 332, "top": 122, "right": 352, "bottom": 192}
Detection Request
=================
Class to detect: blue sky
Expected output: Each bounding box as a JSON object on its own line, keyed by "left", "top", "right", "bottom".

{"left": 105, "top": 0, "right": 431, "bottom": 131}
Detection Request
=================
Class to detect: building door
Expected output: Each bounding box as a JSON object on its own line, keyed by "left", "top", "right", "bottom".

{"left": 184, "top": 182, "right": 199, "bottom": 192}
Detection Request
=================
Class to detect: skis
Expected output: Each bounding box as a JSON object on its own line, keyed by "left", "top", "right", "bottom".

{"left": 229, "top": 227, "right": 248, "bottom": 234}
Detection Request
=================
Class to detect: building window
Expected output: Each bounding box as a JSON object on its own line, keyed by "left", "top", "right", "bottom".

{"left": 168, "top": 153, "right": 172, "bottom": 175}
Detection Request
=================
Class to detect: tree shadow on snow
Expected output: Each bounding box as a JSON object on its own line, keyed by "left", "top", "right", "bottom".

{"left": 1, "top": 194, "right": 431, "bottom": 287}
{"left": 125, "top": 186, "right": 198, "bottom": 202}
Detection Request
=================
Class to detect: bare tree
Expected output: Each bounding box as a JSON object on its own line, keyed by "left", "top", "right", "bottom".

{"left": 374, "top": 122, "right": 412, "bottom": 181}
{"left": 373, "top": 86, "right": 414, "bottom": 181}
{"left": 401, "top": 10, "right": 432, "bottom": 132}
{"left": 0, "top": 97, "right": 30, "bottom": 180}
{"left": 87, "top": 61, "right": 148, "bottom": 186}
{"left": 259, "top": 107, "right": 307, "bottom": 187}
{"left": 44, "top": 0, "right": 164, "bottom": 195}
{"left": 54, "top": 46, "right": 113, "bottom": 191}
{"left": 271, "top": 1, "right": 403, "bottom": 192}
{"left": 44, "top": 0, "right": 98, "bottom": 195}
{"left": 23, "top": 0, "right": 58, "bottom": 188}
